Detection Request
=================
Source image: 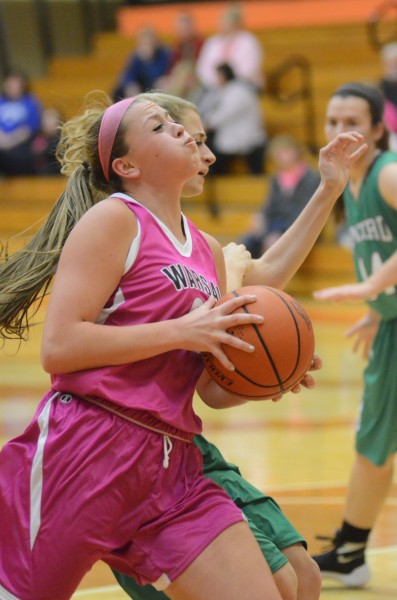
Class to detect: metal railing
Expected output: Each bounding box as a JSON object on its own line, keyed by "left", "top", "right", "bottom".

{"left": 367, "top": 0, "right": 397, "bottom": 49}
{"left": 265, "top": 53, "right": 317, "bottom": 154}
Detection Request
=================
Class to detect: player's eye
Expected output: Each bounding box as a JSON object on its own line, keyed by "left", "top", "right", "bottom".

{"left": 153, "top": 124, "right": 164, "bottom": 132}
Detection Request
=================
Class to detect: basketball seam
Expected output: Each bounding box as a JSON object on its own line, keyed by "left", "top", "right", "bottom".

{"left": 265, "top": 288, "right": 302, "bottom": 380}
{"left": 232, "top": 288, "right": 303, "bottom": 392}
{"left": 203, "top": 287, "right": 314, "bottom": 398}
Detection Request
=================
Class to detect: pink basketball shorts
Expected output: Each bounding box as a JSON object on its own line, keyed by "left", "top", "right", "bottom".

{"left": 0, "top": 391, "right": 245, "bottom": 600}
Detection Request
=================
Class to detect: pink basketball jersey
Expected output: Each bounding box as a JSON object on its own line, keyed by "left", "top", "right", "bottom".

{"left": 52, "top": 195, "right": 221, "bottom": 434}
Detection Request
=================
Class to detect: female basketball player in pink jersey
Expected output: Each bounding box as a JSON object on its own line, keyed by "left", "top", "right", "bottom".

{"left": 110, "top": 92, "right": 367, "bottom": 600}
{"left": 0, "top": 93, "right": 289, "bottom": 600}
{"left": 0, "top": 92, "right": 366, "bottom": 600}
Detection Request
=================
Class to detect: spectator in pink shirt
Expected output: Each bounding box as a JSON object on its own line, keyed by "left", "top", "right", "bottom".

{"left": 240, "top": 134, "right": 320, "bottom": 257}
{"left": 379, "top": 42, "right": 397, "bottom": 151}
{"left": 196, "top": 4, "right": 264, "bottom": 93}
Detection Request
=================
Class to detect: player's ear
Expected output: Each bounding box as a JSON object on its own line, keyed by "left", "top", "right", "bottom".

{"left": 111, "top": 157, "right": 140, "bottom": 179}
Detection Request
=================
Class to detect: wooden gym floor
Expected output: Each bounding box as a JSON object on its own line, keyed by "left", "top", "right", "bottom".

{"left": 0, "top": 299, "right": 396, "bottom": 599}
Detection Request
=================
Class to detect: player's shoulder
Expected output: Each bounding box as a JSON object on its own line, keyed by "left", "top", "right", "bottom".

{"left": 371, "top": 152, "right": 397, "bottom": 185}
{"left": 378, "top": 151, "right": 397, "bottom": 177}
{"left": 376, "top": 150, "right": 397, "bottom": 170}
{"left": 200, "top": 230, "right": 223, "bottom": 254}
{"left": 72, "top": 195, "right": 138, "bottom": 241}
{"left": 85, "top": 195, "right": 136, "bottom": 219}
{"left": 377, "top": 155, "right": 397, "bottom": 209}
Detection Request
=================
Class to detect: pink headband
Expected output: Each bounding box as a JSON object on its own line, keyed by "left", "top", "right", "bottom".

{"left": 98, "top": 97, "right": 136, "bottom": 182}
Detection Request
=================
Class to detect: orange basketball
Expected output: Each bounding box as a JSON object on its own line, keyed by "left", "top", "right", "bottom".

{"left": 202, "top": 285, "right": 315, "bottom": 398}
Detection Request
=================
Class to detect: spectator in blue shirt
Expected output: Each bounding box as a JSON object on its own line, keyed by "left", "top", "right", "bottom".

{"left": 112, "top": 26, "right": 171, "bottom": 100}
{"left": 0, "top": 68, "right": 43, "bottom": 176}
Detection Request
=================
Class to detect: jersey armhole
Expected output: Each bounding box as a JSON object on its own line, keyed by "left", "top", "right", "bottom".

{"left": 124, "top": 219, "right": 141, "bottom": 274}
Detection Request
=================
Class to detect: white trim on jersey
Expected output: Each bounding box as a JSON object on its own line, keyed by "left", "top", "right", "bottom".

{"left": 111, "top": 193, "right": 193, "bottom": 257}
{"left": 0, "top": 583, "right": 22, "bottom": 599}
{"left": 96, "top": 218, "right": 140, "bottom": 325}
{"left": 96, "top": 194, "right": 196, "bottom": 325}
{"left": 124, "top": 219, "right": 141, "bottom": 273}
{"left": 96, "top": 287, "right": 126, "bottom": 325}
{"left": 30, "top": 392, "right": 59, "bottom": 550}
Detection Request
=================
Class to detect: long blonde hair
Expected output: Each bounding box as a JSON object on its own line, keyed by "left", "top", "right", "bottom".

{"left": 0, "top": 91, "right": 192, "bottom": 341}
{"left": 0, "top": 91, "right": 134, "bottom": 340}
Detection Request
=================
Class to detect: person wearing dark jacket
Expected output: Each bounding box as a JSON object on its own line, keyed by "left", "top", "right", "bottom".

{"left": 240, "top": 134, "right": 320, "bottom": 257}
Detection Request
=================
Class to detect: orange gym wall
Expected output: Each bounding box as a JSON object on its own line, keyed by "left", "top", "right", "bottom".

{"left": 117, "top": 0, "right": 386, "bottom": 37}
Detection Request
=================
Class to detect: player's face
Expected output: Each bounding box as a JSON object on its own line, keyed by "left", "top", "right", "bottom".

{"left": 180, "top": 109, "right": 216, "bottom": 197}
{"left": 121, "top": 100, "right": 200, "bottom": 184}
{"left": 324, "top": 95, "right": 383, "bottom": 149}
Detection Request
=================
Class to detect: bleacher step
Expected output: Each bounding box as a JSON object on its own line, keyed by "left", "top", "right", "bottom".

{"left": 0, "top": 175, "right": 355, "bottom": 295}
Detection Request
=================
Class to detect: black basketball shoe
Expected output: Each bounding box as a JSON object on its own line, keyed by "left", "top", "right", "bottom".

{"left": 312, "top": 530, "right": 371, "bottom": 588}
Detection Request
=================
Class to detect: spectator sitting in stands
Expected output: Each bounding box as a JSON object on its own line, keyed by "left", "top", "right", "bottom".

{"left": 199, "top": 62, "right": 267, "bottom": 175}
{"left": 0, "top": 68, "right": 43, "bottom": 176}
{"left": 379, "top": 42, "right": 397, "bottom": 151}
{"left": 31, "top": 106, "right": 63, "bottom": 176}
{"left": 161, "top": 12, "right": 204, "bottom": 100}
{"left": 240, "top": 134, "right": 320, "bottom": 258}
{"left": 196, "top": 3, "right": 264, "bottom": 93}
{"left": 112, "top": 26, "right": 171, "bottom": 100}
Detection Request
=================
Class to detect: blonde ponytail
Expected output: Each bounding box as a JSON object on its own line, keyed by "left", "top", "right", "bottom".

{"left": 0, "top": 91, "right": 116, "bottom": 340}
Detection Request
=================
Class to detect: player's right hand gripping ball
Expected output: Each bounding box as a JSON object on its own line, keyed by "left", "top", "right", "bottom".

{"left": 202, "top": 285, "right": 315, "bottom": 398}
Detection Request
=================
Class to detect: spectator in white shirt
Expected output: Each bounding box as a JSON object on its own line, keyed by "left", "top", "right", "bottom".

{"left": 199, "top": 62, "right": 267, "bottom": 174}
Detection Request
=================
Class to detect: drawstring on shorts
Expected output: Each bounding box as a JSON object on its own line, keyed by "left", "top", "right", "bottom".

{"left": 163, "top": 435, "right": 173, "bottom": 469}
{"left": 64, "top": 394, "right": 191, "bottom": 470}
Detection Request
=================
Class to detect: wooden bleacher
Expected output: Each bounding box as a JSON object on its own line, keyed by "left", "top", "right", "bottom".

{"left": 0, "top": 175, "right": 263, "bottom": 241}
{"left": 3, "top": 9, "right": 381, "bottom": 295}
{"left": 30, "top": 18, "right": 390, "bottom": 146}
{"left": 0, "top": 177, "right": 64, "bottom": 233}
{"left": 0, "top": 174, "right": 354, "bottom": 296}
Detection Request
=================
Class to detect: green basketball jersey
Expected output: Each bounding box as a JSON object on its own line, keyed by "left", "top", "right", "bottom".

{"left": 343, "top": 151, "right": 397, "bottom": 320}
{"left": 194, "top": 434, "right": 241, "bottom": 474}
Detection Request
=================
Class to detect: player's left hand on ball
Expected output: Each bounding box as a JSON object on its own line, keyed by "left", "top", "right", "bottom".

{"left": 290, "top": 354, "right": 322, "bottom": 394}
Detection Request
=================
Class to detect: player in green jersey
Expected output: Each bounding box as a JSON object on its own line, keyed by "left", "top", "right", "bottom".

{"left": 312, "top": 82, "right": 397, "bottom": 588}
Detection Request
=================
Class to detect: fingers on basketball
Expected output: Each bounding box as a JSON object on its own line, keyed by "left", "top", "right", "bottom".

{"left": 202, "top": 285, "right": 315, "bottom": 399}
